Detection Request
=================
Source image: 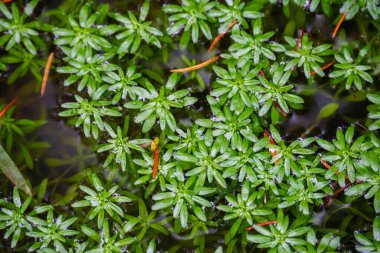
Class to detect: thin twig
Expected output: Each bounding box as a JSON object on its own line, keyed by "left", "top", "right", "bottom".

{"left": 321, "top": 159, "right": 339, "bottom": 175}
{"left": 264, "top": 130, "right": 278, "bottom": 162}
{"left": 297, "top": 29, "right": 303, "bottom": 49}
{"left": 263, "top": 130, "right": 276, "bottom": 145}
{"left": 152, "top": 147, "right": 159, "bottom": 179}
{"left": 0, "top": 97, "right": 18, "bottom": 119}
{"left": 320, "top": 159, "right": 332, "bottom": 169}
{"left": 208, "top": 20, "right": 238, "bottom": 53}
{"left": 323, "top": 183, "right": 351, "bottom": 207}
{"left": 41, "top": 52, "right": 54, "bottom": 97}
{"left": 150, "top": 137, "right": 160, "bottom": 179}
{"left": 260, "top": 69, "right": 267, "bottom": 79}
{"left": 170, "top": 55, "right": 220, "bottom": 73}
{"left": 311, "top": 61, "right": 335, "bottom": 75}
{"left": 246, "top": 221, "right": 277, "bottom": 231}
{"left": 332, "top": 11, "right": 348, "bottom": 38}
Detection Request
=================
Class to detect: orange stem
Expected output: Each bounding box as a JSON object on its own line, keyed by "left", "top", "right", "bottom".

{"left": 2, "top": 0, "right": 11, "bottom": 3}
{"left": 321, "top": 159, "right": 332, "bottom": 169}
{"left": 0, "top": 97, "right": 18, "bottom": 119}
{"left": 170, "top": 55, "right": 220, "bottom": 73}
{"left": 297, "top": 29, "right": 303, "bottom": 49}
{"left": 321, "top": 159, "right": 348, "bottom": 178}
{"left": 260, "top": 69, "right": 267, "bottom": 79}
{"left": 208, "top": 20, "right": 238, "bottom": 53}
{"left": 311, "top": 61, "right": 335, "bottom": 75}
{"left": 324, "top": 182, "right": 352, "bottom": 207}
{"left": 264, "top": 130, "right": 276, "bottom": 145}
{"left": 264, "top": 130, "right": 278, "bottom": 162}
{"left": 152, "top": 147, "right": 159, "bottom": 179}
{"left": 246, "top": 221, "right": 277, "bottom": 231}
{"left": 41, "top": 52, "right": 54, "bottom": 97}
{"left": 332, "top": 11, "right": 348, "bottom": 38}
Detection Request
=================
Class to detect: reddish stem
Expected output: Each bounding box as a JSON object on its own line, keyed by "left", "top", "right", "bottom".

{"left": 297, "top": 29, "right": 303, "bottom": 50}
{"left": 208, "top": 20, "right": 238, "bottom": 53}
{"left": 264, "top": 130, "right": 278, "bottom": 162}
{"left": 332, "top": 11, "right": 348, "bottom": 38}
{"left": 263, "top": 130, "right": 276, "bottom": 145}
{"left": 170, "top": 55, "right": 220, "bottom": 73}
{"left": 0, "top": 97, "right": 18, "bottom": 119}
{"left": 41, "top": 52, "right": 54, "bottom": 97}
{"left": 152, "top": 147, "right": 159, "bottom": 179}
{"left": 324, "top": 182, "right": 352, "bottom": 207}
{"left": 310, "top": 61, "right": 335, "bottom": 75}
{"left": 2, "top": 0, "right": 11, "bottom": 3}
{"left": 246, "top": 221, "right": 277, "bottom": 231}
{"left": 260, "top": 69, "right": 267, "bottom": 79}
{"left": 320, "top": 159, "right": 331, "bottom": 169}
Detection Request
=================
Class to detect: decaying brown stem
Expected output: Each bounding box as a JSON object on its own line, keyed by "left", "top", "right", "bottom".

{"left": 246, "top": 221, "right": 277, "bottom": 231}
{"left": 311, "top": 61, "right": 335, "bottom": 75}
{"left": 41, "top": 52, "right": 54, "bottom": 97}
{"left": 297, "top": 29, "right": 303, "bottom": 49}
{"left": 0, "top": 97, "right": 18, "bottom": 119}
{"left": 208, "top": 20, "right": 238, "bottom": 53}
{"left": 332, "top": 11, "right": 348, "bottom": 38}
{"left": 170, "top": 55, "right": 220, "bottom": 73}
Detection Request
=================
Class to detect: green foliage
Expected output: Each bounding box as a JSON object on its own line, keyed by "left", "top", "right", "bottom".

{"left": 340, "top": 0, "right": 380, "bottom": 20}
{"left": 0, "top": 145, "right": 31, "bottom": 196}
{"left": 0, "top": 1, "right": 51, "bottom": 55}
{"left": 211, "top": 64, "right": 260, "bottom": 114}
{"left": 58, "top": 95, "right": 122, "bottom": 139}
{"left": 355, "top": 216, "right": 380, "bottom": 252}
{"left": 196, "top": 106, "right": 259, "bottom": 150}
{"left": 0, "top": 188, "right": 35, "bottom": 247}
{"left": 278, "top": 177, "right": 329, "bottom": 215}
{"left": 152, "top": 176, "right": 213, "bottom": 228}
{"left": 0, "top": 48, "right": 45, "bottom": 84}
{"left": 97, "top": 117, "right": 149, "bottom": 171}
{"left": 329, "top": 48, "right": 373, "bottom": 90}
{"left": 209, "top": 0, "right": 264, "bottom": 32}
{"left": 164, "top": 0, "right": 215, "bottom": 47}
{"left": 345, "top": 132, "right": 380, "bottom": 212}
{"left": 71, "top": 173, "right": 132, "bottom": 228}
{"left": 217, "top": 181, "right": 272, "bottom": 227}
{"left": 102, "top": 65, "right": 142, "bottom": 104}
{"left": 53, "top": 4, "right": 112, "bottom": 58}
{"left": 124, "top": 74, "right": 198, "bottom": 133}
{"left": 106, "top": 1, "right": 162, "bottom": 56}
{"left": 0, "top": 103, "right": 48, "bottom": 168}
{"left": 229, "top": 19, "right": 285, "bottom": 66}
{"left": 278, "top": 0, "right": 321, "bottom": 12}
{"left": 256, "top": 64, "right": 304, "bottom": 115}
{"left": 247, "top": 210, "right": 310, "bottom": 252}
{"left": 57, "top": 50, "right": 117, "bottom": 97}
{"left": 285, "top": 34, "right": 333, "bottom": 78}
{"left": 368, "top": 93, "right": 380, "bottom": 130}
{"left": 316, "top": 126, "right": 369, "bottom": 186}
{"left": 26, "top": 209, "right": 78, "bottom": 252}
{"left": 174, "top": 138, "right": 229, "bottom": 188}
